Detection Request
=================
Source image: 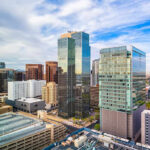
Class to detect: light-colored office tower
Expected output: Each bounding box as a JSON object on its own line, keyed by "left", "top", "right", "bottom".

{"left": 42, "top": 82, "right": 57, "bottom": 106}
{"left": 92, "top": 59, "right": 99, "bottom": 86}
{"left": 141, "top": 110, "right": 150, "bottom": 145}
{"left": 99, "top": 46, "right": 146, "bottom": 141}
{"left": 8, "top": 80, "right": 46, "bottom": 100}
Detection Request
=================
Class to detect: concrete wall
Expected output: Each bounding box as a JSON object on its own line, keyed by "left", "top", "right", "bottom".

{"left": 16, "top": 100, "right": 45, "bottom": 113}
{"left": 101, "top": 108, "right": 128, "bottom": 138}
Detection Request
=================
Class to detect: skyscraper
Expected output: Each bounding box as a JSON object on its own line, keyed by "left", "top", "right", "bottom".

{"left": 46, "top": 61, "right": 58, "bottom": 83}
{"left": 0, "top": 68, "right": 15, "bottom": 92}
{"left": 99, "top": 46, "right": 146, "bottom": 140}
{"left": 26, "top": 64, "right": 43, "bottom": 80}
{"left": 0, "top": 62, "right": 5, "bottom": 69}
{"left": 58, "top": 31, "right": 90, "bottom": 118}
{"left": 15, "top": 70, "right": 26, "bottom": 81}
{"left": 71, "top": 32, "right": 90, "bottom": 118}
{"left": 92, "top": 59, "right": 99, "bottom": 86}
{"left": 58, "top": 36, "right": 75, "bottom": 118}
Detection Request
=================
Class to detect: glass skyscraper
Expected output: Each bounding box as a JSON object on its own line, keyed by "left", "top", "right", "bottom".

{"left": 58, "top": 37, "right": 75, "bottom": 118}
{"left": 71, "top": 32, "right": 90, "bottom": 118}
{"left": 58, "top": 31, "right": 90, "bottom": 118}
{"left": 0, "top": 62, "right": 5, "bottom": 69}
{"left": 99, "top": 46, "right": 146, "bottom": 140}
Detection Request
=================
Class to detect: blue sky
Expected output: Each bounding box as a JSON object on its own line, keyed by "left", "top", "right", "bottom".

{"left": 0, "top": 0, "right": 150, "bottom": 73}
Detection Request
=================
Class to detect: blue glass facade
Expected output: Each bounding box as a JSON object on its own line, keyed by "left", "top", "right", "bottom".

{"left": 71, "top": 32, "right": 91, "bottom": 118}
{"left": 58, "top": 37, "right": 75, "bottom": 118}
{"left": 99, "top": 46, "right": 146, "bottom": 139}
{"left": 99, "top": 46, "right": 146, "bottom": 112}
{"left": 0, "top": 62, "right": 5, "bottom": 69}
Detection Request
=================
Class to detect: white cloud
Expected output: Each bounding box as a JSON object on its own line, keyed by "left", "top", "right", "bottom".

{"left": 0, "top": 0, "right": 150, "bottom": 73}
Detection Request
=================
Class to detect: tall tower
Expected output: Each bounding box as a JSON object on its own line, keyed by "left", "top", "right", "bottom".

{"left": 58, "top": 36, "right": 75, "bottom": 118}
{"left": 46, "top": 61, "right": 58, "bottom": 83}
{"left": 71, "top": 32, "right": 91, "bottom": 118}
{"left": 26, "top": 64, "right": 43, "bottom": 80}
{"left": 92, "top": 59, "right": 99, "bottom": 86}
{"left": 99, "top": 46, "right": 146, "bottom": 140}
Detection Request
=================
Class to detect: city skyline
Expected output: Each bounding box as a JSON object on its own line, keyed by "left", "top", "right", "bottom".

{"left": 0, "top": 0, "right": 150, "bottom": 73}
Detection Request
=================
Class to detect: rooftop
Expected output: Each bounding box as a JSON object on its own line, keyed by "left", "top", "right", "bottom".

{"left": 44, "top": 128, "right": 150, "bottom": 150}
{"left": 142, "top": 109, "right": 150, "bottom": 114}
{"left": 0, "top": 112, "right": 46, "bottom": 146}
{"left": 17, "top": 97, "right": 44, "bottom": 103}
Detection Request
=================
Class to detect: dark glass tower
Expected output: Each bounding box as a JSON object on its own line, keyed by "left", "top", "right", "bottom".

{"left": 58, "top": 37, "right": 75, "bottom": 118}
{"left": 71, "top": 32, "right": 91, "bottom": 118}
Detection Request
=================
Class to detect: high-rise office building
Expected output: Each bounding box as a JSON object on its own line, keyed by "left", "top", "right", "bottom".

{"left": 141, "top": 110, "right": 150, "bottom": 145}
{"left": 0, "top": 62, "right": 5, "bottom": 68}
{"left": 90, "top": 85, "right": 99, "bottom": 110}
{"left": 0, "top": 68, "right": 15, "bottom": 92}
{"left": 42, "top": 82, "right": 57, "bottom": 106}
{"left": 99, "top": 46, "right": 146, "bottom": 140}
{"left": 15, "top": 70, "right": 26, "bottom": 81}
{"left": 58, "top": 31, "right": 90, "bottom": 118}
{"left": 71, "top": 32, "right": 90, "bottom": 118}
{"left": 26, "top": 64, "right": 43, "bottom": 80}
{"left": 58, "top": 35, "right": 75, "bottom": 118}
{"left": 46, "top": 61, "right": 58, "bottom": 83}
{"left": 92, "top": 59, "right": 99, "bottom": 86}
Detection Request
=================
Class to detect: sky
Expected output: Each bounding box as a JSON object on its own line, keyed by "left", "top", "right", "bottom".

{"left": 0, "top": 0, "right": 150, "bottom": 73}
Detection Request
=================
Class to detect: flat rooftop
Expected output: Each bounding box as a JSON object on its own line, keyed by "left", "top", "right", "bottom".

{"left": 0, "top": 112, "right": 46, "bottom": 146}
{"left": 17, "top": 97, "right": 44, "bottom": 103}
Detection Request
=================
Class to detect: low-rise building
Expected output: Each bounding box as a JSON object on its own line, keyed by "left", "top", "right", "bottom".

{"left": 15, "top": 98, "right": 45, "bottom": 113}
{"left": 141, "top": 110, "right": 150, "bottom": 145}
{"left": 8, "top": 80, "right": 46, "bottom": 100}
{"left": 42, "top": 82, "right": 57, "bottom": 106}
{"left": 0, "top": 112, "right": 66, "bottom": 150}
{"left": 0, "top": 105, "right": 12, "bottom": 114}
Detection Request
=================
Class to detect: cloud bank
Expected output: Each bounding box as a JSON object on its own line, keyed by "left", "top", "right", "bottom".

{"left": 0, "top": 0, "right": 150, "bottom": 72}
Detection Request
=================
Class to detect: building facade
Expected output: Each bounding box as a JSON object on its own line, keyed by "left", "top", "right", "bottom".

{"left": 92, "top": 59, "right": 99, "bottom": 86}
{"left": 90, "top": 85, "right": 99, "bottom": 110}
{"left": 46, "top": 61, "right": 58, "bottom": 83}
{"left": 58, "top": 36, "right": 75, "bottom": 118}
{"left": 0, "top": 62, "right": 5, "bottom": 68}
{"left": 8, "top": 80, "right": 46, "bottom": 100}
{"left": 16, "top": 98, "right": 45, "bottom": 113}
{"left": 15, "top": 70, "right": 26, "bottom": 81}
{"left": 26, "top": 64, "right": 43, "bottom": 80}
{"left": 0, "top": 112, "right": 66, "bottom": 150}
{"left": 58, "top": 31, "right": 90, "bottom": 118}
{"left": 0, "top": 68, "right": 15, "bottom": 93}
{"left": 141, "top": 110, "right": 150, "bottom": 145}
{"left": 71, "top": 32, "right": 91, "bottom": 118}
{"left": 42, "top": 82, "right": 57, "bottom": 106}
{"left": 99, "top": 46, "right": 146, "bottom": 140}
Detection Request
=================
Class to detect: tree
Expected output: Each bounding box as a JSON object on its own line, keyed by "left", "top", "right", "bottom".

{"left": 95, "top": 114, "right": 100, "bottom": 120}
{"left": 89, "top": 116, "right": 94, "bottom": 122}
{"left": 94, "top": 124, "right": 100, "bottom": 130}
{"left": 146, "top": 102, "right": 150, "bottom": 110}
